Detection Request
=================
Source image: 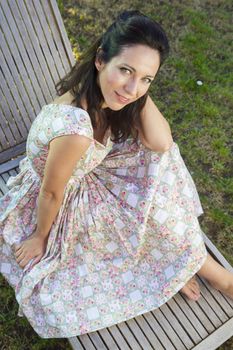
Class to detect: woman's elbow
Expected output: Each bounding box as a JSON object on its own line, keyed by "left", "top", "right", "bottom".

{"left": 150, "top": 137, "right": 174, "bottom": 153}
{"left": 40, "top": 186, "right": 64, "bottom": 202}
{"left": 161, "top": 139, "right": 174, "bottom": 152}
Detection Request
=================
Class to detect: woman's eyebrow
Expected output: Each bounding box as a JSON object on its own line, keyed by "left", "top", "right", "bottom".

{"left": 121, "top": 63, "right": 155, "bottom": 78}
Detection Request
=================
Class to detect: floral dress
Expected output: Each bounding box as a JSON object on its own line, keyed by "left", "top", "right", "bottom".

{"left": 0, "top": 104, "right": 207, "bottom": 338}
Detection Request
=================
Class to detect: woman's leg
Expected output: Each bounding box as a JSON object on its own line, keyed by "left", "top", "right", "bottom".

{"left": 180, "top": 253, "right": 233, "bottom": 301}
{"left": 197, "top": 253, "right": 233, "bottom": 299}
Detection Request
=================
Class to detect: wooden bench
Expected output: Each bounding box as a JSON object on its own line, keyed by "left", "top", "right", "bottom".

{"left": 0, "top": 1, "right": 232, "bottom": 349}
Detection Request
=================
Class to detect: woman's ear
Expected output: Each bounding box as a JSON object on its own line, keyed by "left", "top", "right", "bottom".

{"left": 95, "top": 47, "right": 104, "bottom": 71}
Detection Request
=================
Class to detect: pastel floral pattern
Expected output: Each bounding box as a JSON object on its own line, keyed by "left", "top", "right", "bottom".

{"left": 0, "top": 104, "right": 207, "bottom": 338}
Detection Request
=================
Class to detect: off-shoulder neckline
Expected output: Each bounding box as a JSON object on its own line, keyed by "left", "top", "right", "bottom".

{"left": 44, "top": 103, "right": 87, "bottom": 113}
{"left": 44, "top": 103, "right": 112, "bottom": 148}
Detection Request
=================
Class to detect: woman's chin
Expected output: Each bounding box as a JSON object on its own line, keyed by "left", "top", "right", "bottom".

{"left": 102, "top": 102, "right": 126, "bottom": 111}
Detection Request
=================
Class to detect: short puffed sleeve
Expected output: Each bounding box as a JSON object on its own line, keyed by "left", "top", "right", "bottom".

{"left": 27, "top": 104, "right": 94, "bottom": 152}
{"left": 44, "top": 104, "right": 93, "bottom": 143}
{"left": 26, "top": 104, "right": 94, "bottom": 176}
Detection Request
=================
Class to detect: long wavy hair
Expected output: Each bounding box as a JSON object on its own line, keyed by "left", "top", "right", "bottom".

{"left": 55, "top": 10, "right": 169, "bottom": 143}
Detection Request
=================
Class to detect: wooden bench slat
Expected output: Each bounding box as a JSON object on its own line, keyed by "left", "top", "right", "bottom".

{"left": 167, "top": 297, "right": 202, "bottom": 344}
{"left": 1, "top": 172, "right": 11, "bottom": 183}
{"left": 25, "top": 1, "right": 59, "bottom": 84}
{"left": 117, "top": 322, "right": 143, "bottom": 350}
{"left": 192, "top": 318, "right": 233, "bottom": 350}
{"left": 33, "top": 1, "right": 66, "bottom": 78}
{"left": 41, "top": 1, "right": 73, "bottom": 75}
{"left": 0, "top": 143, "right": 26, "bottom": 165}
{"left": 159, "top": 302, "right": 195, "bottom": 349}
{"left": 195, "top": 292, "right": 222, "bottom": 328}
{"left": 50, "top": 0, "right": 75, "bottom": 68}
{"left": 149, "top": 308, "right": 186, "bottom": 350}
{"left": 0, "top": 176, "right": 9, "bottom": 195}
{"left": 198, "top": 278, "right": 229, "bottom": 322}
{"left": 0, "top": 68, "right": 21, "bottom": 145}
{"left": 134, "top": 313, "right": 166, "bottom": 350}
{"left": 2, "top": 0, "right": 46, "bottom": 108}
{"left": 17, "top": 0, "right": 58, "bottom": 95}
{"left": 0, "top": 42, "right": 36, "bottom": 145}
{"left": 138, "top": 312, "right": 174, "bottom": 349}
{"left": 106, "top": 324, "right": 131, "bottom": 350}
{"left": 0, "top": 77, "right": 27, "bottom": 141}
{"left": 68, "top": 336, "right": 85, "bottom": 350}
{"left": 97, "top": 328, "right": 120, "bottom": 349}
{"left": 0, "top": 106, "right": 9, "bottom": 148}
{"left": 200, "top": 277, "right": 233, "bottom": 316}
{"left": 0, "top": 4, "right": 42, "bottom": 116}
{"left": 0, "top": 155, "right": 25, "bottom": 174}
{"left": 75, "top": 334, "right": 96, "bottom": 350}
{"left": 7, "top": 0, "right": 51, "bottom": 107}
{"left": 174, "top": 293, "right": 214, "bottom": 336}
{"left": 87, "top": 331, "right": 108, "bottom": 350}
{"left": 125, "top": 317, "right": 154, "bottom": 350}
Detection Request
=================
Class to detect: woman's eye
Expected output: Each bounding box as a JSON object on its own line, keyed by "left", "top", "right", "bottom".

{"left": 144, "top": 78, "right": 153, "bottom": 84}
{"left": 120, "top": 68, "right": 153, "bottom": 84}
{"left": 120, "top": 67, "right": 131, "bottom": 74}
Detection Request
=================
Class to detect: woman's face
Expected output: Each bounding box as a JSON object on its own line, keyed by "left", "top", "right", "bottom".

{"left": 95, "top": 44, "right": 160, "bottom": 110}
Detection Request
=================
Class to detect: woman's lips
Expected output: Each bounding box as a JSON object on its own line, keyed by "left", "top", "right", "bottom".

{"left": 115, "top": 91, "right": 130, "bottom": 103}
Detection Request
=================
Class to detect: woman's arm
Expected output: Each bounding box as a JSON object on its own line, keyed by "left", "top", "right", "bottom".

{"left": 36, "top": 134, "right": 91, "bottom": 237}
{"left": 137, "top": 95, "right": 173, "bottom": 152}
{"left": 14, "top": 134, "right": 91, "bottom": 268}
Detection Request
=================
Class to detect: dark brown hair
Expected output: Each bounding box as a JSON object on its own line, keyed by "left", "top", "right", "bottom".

{"left": 56, "top": 10, "right": 169, "bottom": 143}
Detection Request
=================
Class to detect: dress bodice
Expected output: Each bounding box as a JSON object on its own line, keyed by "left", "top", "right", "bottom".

{"left": 26, "top": 104, "right": 113, "bottom": 179}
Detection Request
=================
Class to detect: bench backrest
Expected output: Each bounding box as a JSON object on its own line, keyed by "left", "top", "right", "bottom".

{"left": 0, "top": 0, "right": 75, "bottom": 163}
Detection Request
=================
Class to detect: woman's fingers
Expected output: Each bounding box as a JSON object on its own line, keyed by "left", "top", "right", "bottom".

{"left": 17, "top": 256, "right": 28, "bottom": 268}
{"left": 18, "top": 255, "right": 33, "bottom": 268}
{"left": 15, "top": 248, "right": 43, "bottom": 268}
{"left": 13, "top": 243, "right": 22, "bottom": 254}
{"left": 19, "top": 254, "right": 42, "bottom": 269}
{"left": 14, "top": 248, "right": 24, "bottom": 258}
{"left": 13, "top": 234, "right": 47, "bottom": 269}
{"left": 15, "top": 246, "right": 31, "bottom": 267}
{"left": 30, "top": 255, "right": 42, "bottom": 268}
{"left": 15, "top": 252, "right": 25, "bottom": 263}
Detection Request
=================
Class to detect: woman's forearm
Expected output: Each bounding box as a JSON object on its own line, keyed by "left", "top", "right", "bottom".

{"left": 35, "top": 189, "right": 64, "bottom": 239}
{"left": 139, "top": 95, "right": 173, "bottom": 151}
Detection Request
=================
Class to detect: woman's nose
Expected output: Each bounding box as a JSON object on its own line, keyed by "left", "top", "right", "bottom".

{"left": 124, "top": 78, "right": 139, "bottom": 97}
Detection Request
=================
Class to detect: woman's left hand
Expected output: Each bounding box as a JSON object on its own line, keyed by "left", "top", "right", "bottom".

{"left": 13, "top": 232, "right": 48, "bottom": 269}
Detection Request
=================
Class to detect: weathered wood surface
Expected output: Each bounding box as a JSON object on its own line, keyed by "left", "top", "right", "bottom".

{"left": 0, "top": 0, "right": 75, "bottom": 163}
{"left": 0, "top": 156, "right": 233, "bottom": 350}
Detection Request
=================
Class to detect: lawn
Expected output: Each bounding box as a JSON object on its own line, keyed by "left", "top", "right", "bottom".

{"left": 0, "top": 0, "right": 232, "bottom": 349}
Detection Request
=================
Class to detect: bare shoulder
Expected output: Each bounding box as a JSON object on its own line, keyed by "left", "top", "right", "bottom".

{"left": 52, "top": 91, "right": 89, "bottom": 111}
{"left": 52, "top": 90, "right": 75, "bottom": 106}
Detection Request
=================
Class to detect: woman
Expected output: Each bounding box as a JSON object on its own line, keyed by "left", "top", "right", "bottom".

{"left": 0, "top": 10, "right": 232, "bottom": 338}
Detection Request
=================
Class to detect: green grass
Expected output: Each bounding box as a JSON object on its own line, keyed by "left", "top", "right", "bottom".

{"left": 1, "top": 0, "right": 233, "bottom": 349}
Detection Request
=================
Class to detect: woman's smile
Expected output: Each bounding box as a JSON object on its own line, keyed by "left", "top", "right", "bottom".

{"left": 114, "top": 91, "right": 131, "bottom": 104}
